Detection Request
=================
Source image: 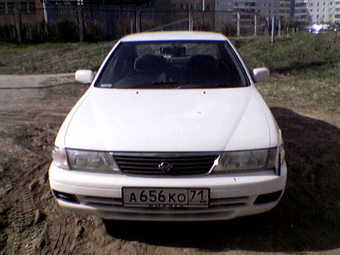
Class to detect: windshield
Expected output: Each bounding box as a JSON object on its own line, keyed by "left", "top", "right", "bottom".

{"left": 95, "top": 40, "right": 249, "bottom": 89}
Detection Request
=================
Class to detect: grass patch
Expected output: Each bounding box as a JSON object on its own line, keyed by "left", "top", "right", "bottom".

{"left": 0, "top": 42, "right": 112, "bottom": 74}
{"left": 236, "top": 32, "right": 340, "bottom": 72}
{"left": 44, "top": 82, "right": 88, "bottom": 104}
{"left": 2, "top": 32, "right": 340, "bottom": 75}
{"left": 1, "top": 33, "right": 339, "bottom": 114}
{"left": 232, "top": 32, "right": 340, "bottom": 113}
{"left": 0, "top": 34, "right": 339, "bottom": 254}
{"left": 257, "top": 65, "right": 340, "bottom": 113}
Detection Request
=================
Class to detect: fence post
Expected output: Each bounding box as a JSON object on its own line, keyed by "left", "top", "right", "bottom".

{"left": 5, "top": 0, "right": 8, "bottom": 14}
{"left": 134, "top": 10, "right": 137, "bottom": 32}
{"left": 271, "top": 16, "right": 275, "bottom": 43}
{"left": 286, "top": 24, "right": 289, "bottom": 36}
{"left": 254, "top": 14, "right": 257, "bottom": 36}
{"left": 14, "top": 7, "right": 22, "bottom": 43}
{"left": 139, "top": 10, "right": 142, "bottom": 32}
{"left": 42, "top": 0, "right": 48, "bottom": 24}
{"left": 136, "top": 9, "right": 141, "bottom": 32}
{"left": 201, "top": 9, "right": 205, "bottom": 30}
{"left": 77, "top": 4, "right": 84, "bottom": 42}
{"left": 264, "top": 16, "right": 269, "bottom": 36}
{"left": 188, "top": 8, "right": 193, "bottom": 31}
{"left": 130, "top": 18, "right": 134, "bottom": 33}
{"left": 236, "top": 12, "right": 240, "bottom": 37}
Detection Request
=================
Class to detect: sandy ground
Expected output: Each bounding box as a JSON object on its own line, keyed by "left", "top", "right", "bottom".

{"left": 0, "top": 75, "right": 340, "bottom": 255}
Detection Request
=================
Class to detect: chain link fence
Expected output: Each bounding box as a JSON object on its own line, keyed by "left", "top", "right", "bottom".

{"left": 0, "top": 5, "right": 294, "bottom": 43}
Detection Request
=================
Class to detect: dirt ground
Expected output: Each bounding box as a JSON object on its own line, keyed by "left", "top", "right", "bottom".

{"left": 0, "top": 75, "right": 340, "bottom": 255}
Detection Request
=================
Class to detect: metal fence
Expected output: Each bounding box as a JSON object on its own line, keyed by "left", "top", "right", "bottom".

{"left": 0, "top": 5, "right": 294, "bottom": 43}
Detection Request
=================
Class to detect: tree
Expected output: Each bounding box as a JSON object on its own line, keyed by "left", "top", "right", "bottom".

{"left": 151, "top": 0, "right": 171, "bottom": 10}
{"left": 107, "top": 0, "right": 152, "bottom": 6}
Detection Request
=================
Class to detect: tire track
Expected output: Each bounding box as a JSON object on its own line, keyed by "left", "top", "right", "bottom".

{"left": 0, "top": 75, "right": 85, "bottom": 255}
{"left": 10, "top": 189, "right": 36, "bottom": 255}
{"left": 50, "top": 219, "right": 72, "bottom": 255}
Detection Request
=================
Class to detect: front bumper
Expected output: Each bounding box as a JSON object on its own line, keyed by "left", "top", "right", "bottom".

{"left": 49, "top": 161, "right": 287, "bottom": 221}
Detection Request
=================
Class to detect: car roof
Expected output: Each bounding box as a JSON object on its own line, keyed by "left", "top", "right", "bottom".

{"left": 120, "top": 31, "right": 228, "bottom": 42}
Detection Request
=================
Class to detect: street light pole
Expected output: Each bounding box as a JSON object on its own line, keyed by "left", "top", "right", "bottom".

{"left": 202, "top": 0, "right": 205, "bottom": 12}
{"left": 42, "top": 0, "right": 48, "bottom": 24}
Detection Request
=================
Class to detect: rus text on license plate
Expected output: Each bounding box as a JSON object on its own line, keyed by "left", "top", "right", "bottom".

{"left": 122, "top": 188, "right": 209, "bottom": 208}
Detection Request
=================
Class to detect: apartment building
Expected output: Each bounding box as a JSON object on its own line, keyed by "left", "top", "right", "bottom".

{"left": 293, "top": 0, "right": 308, "bottom": 23}
{"left": 235, "top": 0, "right": 256, "bottom": 25}
{"left": 293, "top": 0, "right": 340, "bottom": 24}
{"left": 257, "top": 0, "right": 280, "bottom": 16}
{"left": 253, "top": 0, "right": 291, "bottom": 18}
{"left": 220, "top": 0, "right": 340, "bottom": 25}
{"left": 214, "top": 0, "right": 292, "bottom": 17}
{"left": 306, "top": 0, "right": 338, "bottom": 23}
{"left": 336, "top": 0, "right": 340, "bottom": 23}
{"left": 235, "top": 0, "right": 256, "bottom": 13}
{"left": 171, "top": 0, "right": 340, "bottom": 25}
{"left": 0, "top": 0, "right": 44, "bottom": 25}
{"left": 280, "top": 0, "right": 292, "bottom": 17}
{"left": 171, "top": 0, "right": 215, "bottom": 11}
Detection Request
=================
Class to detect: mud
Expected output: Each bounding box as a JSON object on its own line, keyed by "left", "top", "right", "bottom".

{"left": 0, "top": 76, "right": 339, "bottom": 255}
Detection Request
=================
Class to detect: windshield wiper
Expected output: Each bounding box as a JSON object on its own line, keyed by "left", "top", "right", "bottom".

{"left": 151, "top": 81, "right": 180, "bottom": 85}
{"left": 151, "top": 81, "right": 182, "bottom": 88}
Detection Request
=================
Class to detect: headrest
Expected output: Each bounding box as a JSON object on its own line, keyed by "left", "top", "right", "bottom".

{"left": 134, "top": 54, "right": 167, "bottom": 73}
{"left": 187, "top": 55, "right": 217, "bottom": 71}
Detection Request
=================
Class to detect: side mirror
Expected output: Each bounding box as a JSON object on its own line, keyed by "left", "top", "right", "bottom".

{"left": 75, "top": 70, "right": 95, "bottom": 84}
{"left": 253, "top": 67, "right": 270, "bottom": 83}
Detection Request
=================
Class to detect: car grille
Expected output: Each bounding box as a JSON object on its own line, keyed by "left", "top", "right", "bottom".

{"left": 113, "top": 153, "right": 219, "bottom": 175}
{"left": 77, "top": 195, "right": 249, "bottom": 208}
{"left": 76, "top": 195, "right": 250, "bottom": 220}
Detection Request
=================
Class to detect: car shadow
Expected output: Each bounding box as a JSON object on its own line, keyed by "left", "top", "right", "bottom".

{"left": 103, "top": 107, "right": 340, "bottom": 252}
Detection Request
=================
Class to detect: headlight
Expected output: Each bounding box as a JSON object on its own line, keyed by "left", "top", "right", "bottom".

{"left": 52, "top": 147, "right": 120, "bottom": 172}
{"left": 52, "top": 147, "right": 69, "bottom": 170}
{"left": 213, "top": 148, "right": 278, "bottom": 174}
{"left": 67, "top": 149, "right": 119, "bottom": 172}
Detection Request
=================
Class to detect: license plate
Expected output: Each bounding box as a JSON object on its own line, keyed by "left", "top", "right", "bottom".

{"left": 122, "top": 187, "right": 209, "bottom": 208}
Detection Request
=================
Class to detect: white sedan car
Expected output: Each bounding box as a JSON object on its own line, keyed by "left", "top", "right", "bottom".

{"left": 49, "top": 31, "right": 287, "bottom": 221}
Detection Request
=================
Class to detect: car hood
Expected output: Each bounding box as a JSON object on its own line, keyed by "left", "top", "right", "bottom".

{"left": 60, "top": 87, "right": 275, "bottom": 151}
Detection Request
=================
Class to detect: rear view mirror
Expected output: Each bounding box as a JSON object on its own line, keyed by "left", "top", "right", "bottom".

{"left": 75, "top": 70, "right": 95, "bottom": 84}
{"left": 160, "top": 46, "right": 186, "bottom": 57}
{"left": 253, "top": 67, "right": 270, "bottom": 82}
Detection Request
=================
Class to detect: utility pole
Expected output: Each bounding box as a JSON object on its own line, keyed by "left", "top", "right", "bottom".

{"left": 5, "top": 0, "right": 8, "bottom": 14}
{"left": 77, "top": 0, "right": 84, "bottom": 42}
{"left": 237, "top": 12, "right": 240, "bottom": 37}
{"left": 254, "top": 14, "right": 257, "bottom": 36}
{"left": 14, "top": 0, "right": 22, "bottom": 43}
{"left": 201, "top": 0, "right": 205, "bottom": 30}
{"left": 188, "top": 7, "right": 193, "bottom": 31}
{"left": 42, "top": 0, "right": 48, "bottom": 24}
{"left": 136, "top": 9, "right": 141, "bottom": 32}
{"left": 271, "top": 16, "right": 275, "bottom": 43}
